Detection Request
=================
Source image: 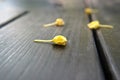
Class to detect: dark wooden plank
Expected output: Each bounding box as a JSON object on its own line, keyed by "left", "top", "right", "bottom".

{"left": 0, "top": 6, "right": 104, "bottom": 80}
{"left": 90, "top": 0, "right": 120, "bottom": 78}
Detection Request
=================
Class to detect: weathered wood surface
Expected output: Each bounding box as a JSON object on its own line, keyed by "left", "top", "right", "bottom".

{"left": 91, "top": 0, "right": 120, "bottom": 76}
{"left": 0, "top": 1, "right": 104, "bottom": 80}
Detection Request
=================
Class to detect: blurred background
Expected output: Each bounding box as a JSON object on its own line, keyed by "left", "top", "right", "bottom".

{"left": 0, "top": 0, "right": 84, "bottom": 9}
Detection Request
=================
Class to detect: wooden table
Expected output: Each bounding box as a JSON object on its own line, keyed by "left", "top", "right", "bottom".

{"left": 0, "top": 0, "right": 119, "bottom": 80}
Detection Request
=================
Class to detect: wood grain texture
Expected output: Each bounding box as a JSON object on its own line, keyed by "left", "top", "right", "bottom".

{"left": 0, "top": 6, "right": 104, "bottom": 80}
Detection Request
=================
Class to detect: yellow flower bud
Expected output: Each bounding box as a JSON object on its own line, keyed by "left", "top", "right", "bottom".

{"left": 44, "top": 18, "right": 65, "bottom": 27}
{"left": 85, "top": 8, "right": 93, "bottom": 14}
{"left": 52, "top": 35, "right": 67, "bottom": 46}
{"left": 85, "top": 8, "right": 98, "bottom": 15}
{"left": 34, "top": 35, "right": 67, "bottom": 46}
{"left": 88, "top": 20, "right": 100, "bottom": 29}
{"left": 88, "top": 20, "right": 113, "bottom": 29}
{"left": 55, "top": 18, "right": 65, "bottom": 26}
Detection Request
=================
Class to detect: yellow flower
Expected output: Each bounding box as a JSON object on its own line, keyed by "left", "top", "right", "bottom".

{"left": 52, "top": 35, "right": 67, "bottom": 46}
{"left": 44, "top": 18, "right": 65, "bottom": 27}
{"left": 85, "top": 8, "right": 93, "bottom": 14}
{"left": 85, "top": 8, "right": 98, "bottom": 15}
{"left": 88, "top": 20, "right": 113, "bottom": 29}
{"left": 34, "top": 35, "right": 67, "bottom": 46}
{"left": 88, "top": 20, "right": 100, "bottom": 29}
{"left": 55, "top": 18, "right": 65, "bottom": 26}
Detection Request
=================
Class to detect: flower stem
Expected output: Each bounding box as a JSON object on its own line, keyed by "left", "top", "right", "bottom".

{"left": 43, "top": 22, "right": 56, "bottom": 27}
{"left": 99, "top": 25, "right": 113, "bottom": 29}
{"left": 34, "top": 40, "right": 53, "bottom": 43}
